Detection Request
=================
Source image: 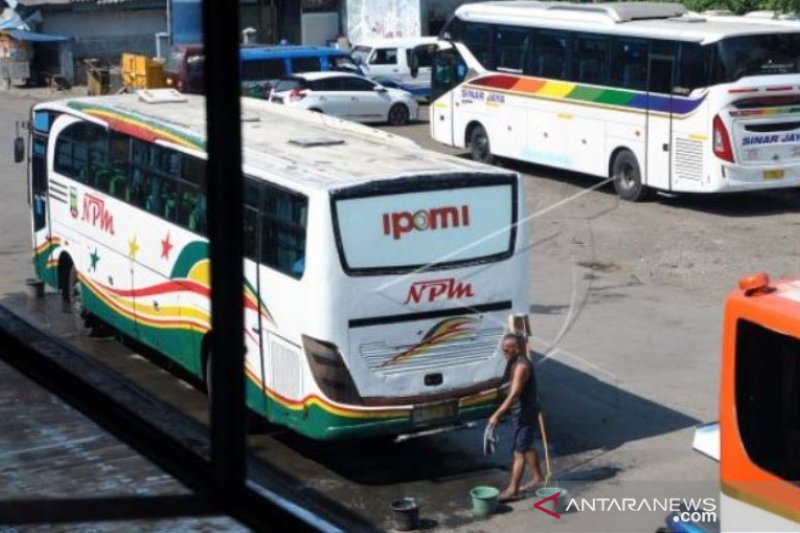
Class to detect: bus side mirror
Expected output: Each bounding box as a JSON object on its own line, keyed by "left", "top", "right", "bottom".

{"left": 14, "top": 136, "right": 24, "bottom": 164}
{"left": 409, "top": 50, "right": 419, "bottom": 79}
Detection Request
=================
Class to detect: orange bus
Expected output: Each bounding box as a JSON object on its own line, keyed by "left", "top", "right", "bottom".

{"left": 685, "top": 272, "right": 800, "bottom": 532}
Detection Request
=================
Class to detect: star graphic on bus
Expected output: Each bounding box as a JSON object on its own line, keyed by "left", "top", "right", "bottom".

{"left": 128, "top": 236, "right": 139, "bottom": 259}
{"left": 89, "top": 248, "right": 100, "bottom": 271}
{"left": 161, "top": 232, "right": 173, "bottom": 260}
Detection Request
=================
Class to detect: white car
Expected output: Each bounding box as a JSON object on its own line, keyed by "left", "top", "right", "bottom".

{"left": 351, "top": 36, "right": 440, "bottom": 100}
{"left": 268, "top": 72, "right": 418, "bottom": 125}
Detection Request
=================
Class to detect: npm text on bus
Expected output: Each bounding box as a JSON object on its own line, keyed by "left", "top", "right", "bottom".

{"left": 430, "top": 1, "right": 800, "bottom": 201}
{"left": 16, "top": 90, "right": 528, "bottom": 440}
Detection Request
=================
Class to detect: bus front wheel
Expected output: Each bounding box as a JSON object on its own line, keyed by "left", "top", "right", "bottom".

{"left": 611, "top": 150, "right": 654, "bottom": 202}
{"left": 469, "top": 124, "right": 494, "bottom": 165}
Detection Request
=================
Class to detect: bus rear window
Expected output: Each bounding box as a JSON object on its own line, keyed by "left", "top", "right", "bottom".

{"left": 736, "top": 319, "right": 800, "bottom": 485}
{"left": 333, "top": 181, "right": 516, "bottom": 274}
{"left": 715, "top": 33, "right": 800, "bottom": 83}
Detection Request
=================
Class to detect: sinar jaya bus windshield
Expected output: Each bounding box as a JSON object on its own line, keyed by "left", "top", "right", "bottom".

{"left": 715, "top": 33, "right": 800, "bottom": 82}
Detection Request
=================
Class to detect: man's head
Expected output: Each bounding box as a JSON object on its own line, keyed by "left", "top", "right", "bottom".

{"left": 501, "top": 332, "right": 526, "bottom": 360}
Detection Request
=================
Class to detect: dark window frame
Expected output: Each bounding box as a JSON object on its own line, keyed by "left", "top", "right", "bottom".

{"left": 735, "top": 318, "right": 800, "bottom": 485}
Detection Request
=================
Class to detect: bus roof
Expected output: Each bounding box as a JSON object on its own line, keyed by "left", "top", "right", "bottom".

{"left": 41, "top": 93, "right": 507, "bottom": 194}
{"left": 454, "top": 1, "right": 800, "bottom": 43}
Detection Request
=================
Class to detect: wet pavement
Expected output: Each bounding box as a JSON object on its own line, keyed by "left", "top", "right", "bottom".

{"left": 0, "top": 269, "right": 707, "bottom": 532}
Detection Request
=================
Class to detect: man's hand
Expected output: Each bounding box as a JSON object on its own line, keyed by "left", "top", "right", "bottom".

{"left": 488, "top": 413, "right": 500, "bottom": 429}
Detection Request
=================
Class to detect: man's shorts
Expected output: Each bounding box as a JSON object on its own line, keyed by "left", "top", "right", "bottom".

{"left": 513, "top": 424, "right": 536, "bottom": 453}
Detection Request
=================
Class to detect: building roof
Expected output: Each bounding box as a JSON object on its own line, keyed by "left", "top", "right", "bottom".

{"left": 39, "top": 92, "right": 507, "bottom": 194}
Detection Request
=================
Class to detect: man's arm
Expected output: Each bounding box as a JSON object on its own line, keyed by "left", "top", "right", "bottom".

{"left": 488, "top": 362, "right": 529, "bottom": 429}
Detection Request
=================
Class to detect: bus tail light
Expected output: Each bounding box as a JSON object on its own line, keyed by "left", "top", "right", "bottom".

{"left": 289, "top": 88, "right": 307, "bottom": 102}
{"left": 302, "top": 335, "right": 363, "bottom": 405}
{"left": 713, "top": 114, "right": 735, "bottom": 163}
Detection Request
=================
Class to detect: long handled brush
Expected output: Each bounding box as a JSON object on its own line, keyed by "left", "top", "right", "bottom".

{"left": 538, "top": 411, "right": 553, "bottom": 487}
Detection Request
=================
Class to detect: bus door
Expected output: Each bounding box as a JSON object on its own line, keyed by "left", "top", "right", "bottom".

{"left": 430, "top": 46, "right": 466, "bottom": 145}
{"left": 646, "top": 52, "right": 675, "bottom": 190}
{"left": 30, "top": 114, "right": 51, "bottom": 281}
{"left": 243, "top": 190, "right": 269, "bottom": 417}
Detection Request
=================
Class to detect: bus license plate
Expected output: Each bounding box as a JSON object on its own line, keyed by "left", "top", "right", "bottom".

{"left": 763, "top": 170, "right": 785, "bottom": 180}
{"left": 412, "top": 402, "right": 458, "bottom": 425}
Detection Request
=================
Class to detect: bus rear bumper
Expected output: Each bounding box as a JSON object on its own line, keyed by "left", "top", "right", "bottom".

{"left": 319, "top": 400, "right": 497, "bottom": 440}
{"left": 716, "top": 165, "right": 800, "bottom": 192}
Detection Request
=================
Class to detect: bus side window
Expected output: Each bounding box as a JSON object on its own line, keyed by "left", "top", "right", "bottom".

{"left": 160, "top": 178, "right": 179, "bottom": 222}
{"left": 495, "top": 26, "right": 529, "bottom": 74}
{"left": 610, "top": 38, "right": 648, "bottom": 91}
{"left": 572, "top": 33, "right": 609, "bottom": 85}
{"left": 260, "top": 184, "right": 307, "bottom": 279}
{"left": 87, "top": 125, "right": 111, "bottom": 193}
{"left": 648, "top": 40, "right": 677, "bottom": 95}
{"left": 130, "top": 168, "right": 150, "bottom": 209}
{"left": 144, "top": 174, "right": 163, "bottom": 215}
{"left": 54, "top": 122, "right": 90, "bottom": 184}
{"left": 108, "top": 132, "right": 131, "bottom": 201}
{"left": 676, "top": 42, "right": 710, "bottom": 93}
{"left": 531, "top": 30, "right": 569, "bottom": 80}
{"left": 463, "top": 21, "right": 493, "bottom": 69}
{"left": 55, "top": 136, "right": 75, "bottom": 179}
{"left": 182, "top": 153, "right": 206, "bottom": 189}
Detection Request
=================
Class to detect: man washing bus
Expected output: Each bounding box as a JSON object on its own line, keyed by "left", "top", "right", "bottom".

{"left": 488, "top": 332, "right": 544, "bottom": 502}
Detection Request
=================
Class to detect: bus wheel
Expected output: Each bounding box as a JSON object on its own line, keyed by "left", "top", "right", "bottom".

{"left": 612, "top": 150, "right": 654, "bottom": 202}
{"left": 67, "top": 267, "right": 93, "bottom": 335}
{"left": 387, "top": 104, "right": 410, "bottom": 126}
{"left": 469, "top": 124, "right": 494, "bottom": 164}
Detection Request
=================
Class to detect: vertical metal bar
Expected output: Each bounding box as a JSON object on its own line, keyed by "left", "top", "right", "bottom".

{"left": 202, "top": 0, "right": 245, "bottom": 500}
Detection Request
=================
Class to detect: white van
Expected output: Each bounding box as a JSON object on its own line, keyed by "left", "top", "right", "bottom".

{"left": 351, "top": 37, "right": 439, "bottom": 100}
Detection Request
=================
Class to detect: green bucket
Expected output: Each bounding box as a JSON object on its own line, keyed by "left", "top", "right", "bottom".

{"left": 534, "top": 487, "right": 569, "bottom": 514}
{"left": 470, "top": 486, "right": 499, "bottom": 518}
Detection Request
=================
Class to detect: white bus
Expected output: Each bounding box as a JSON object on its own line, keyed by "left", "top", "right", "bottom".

{"left": 19, "top": 90, "right": 528, "bottom": 440}
{"left": 429, "top": 1, "right": 800, "bottom": 201}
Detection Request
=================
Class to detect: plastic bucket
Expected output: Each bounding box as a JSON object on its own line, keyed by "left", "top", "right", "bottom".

{"left": 25, "top": 278, "right": 44, "bottom": 298}
{"left": 470, "top": 486, "right": 499, "bottom": 518}
{"left": 534, "top": 487, "right": 569, "bottom": 514}
{"left": 390, "top": 497, "right": 419, "bottom": 531}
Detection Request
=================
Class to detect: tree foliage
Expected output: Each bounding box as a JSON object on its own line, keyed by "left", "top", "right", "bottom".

{"left": 656, "top": 0, "right": 800, "bottom": 16}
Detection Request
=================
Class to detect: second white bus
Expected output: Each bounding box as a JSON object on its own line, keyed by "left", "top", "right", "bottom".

{"left": 430, "top": 1, "right": 800, "bottom": 200}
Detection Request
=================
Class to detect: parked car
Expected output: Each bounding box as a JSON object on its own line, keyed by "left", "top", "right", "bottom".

{"left": 164, "top": 44, "right": 362, "bottom": 96}
{"left": 351, "top": 37, "right": 440, "bottom": 100}
{"left": 268, "top": 72, "right": 418, "bottom": 125}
